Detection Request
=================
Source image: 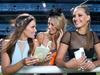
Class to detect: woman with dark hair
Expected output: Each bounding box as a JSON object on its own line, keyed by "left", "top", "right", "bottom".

{"left": 36, "top": 8, "right": 67, "bottom": 65}
{"left": 1, "top": 13, "right": 39, "bottom": 75}
{"left": 56, "top": 5, "right": 100, "bottom": 75}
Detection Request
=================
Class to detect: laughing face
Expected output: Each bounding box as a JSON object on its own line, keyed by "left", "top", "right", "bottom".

{"left": 72, "top": 7, "right": 90, "bottom": 29}
{"left": 48, "top": 17, "right": 58, "bottom": 35}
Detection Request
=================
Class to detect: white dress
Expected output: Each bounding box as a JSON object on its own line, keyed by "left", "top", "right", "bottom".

{"left": 11, "top": 40, "right": 29, "bottom": 65}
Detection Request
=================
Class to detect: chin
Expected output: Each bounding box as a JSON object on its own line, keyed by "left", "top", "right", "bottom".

{"left": 49, "top": 32, "right": 54, "bottom": 35}
{"left": 29, "top": 36, "right": 34, "bottom": 39}
{"left": 75, "top": 25, "right": 81, "bottom": 28}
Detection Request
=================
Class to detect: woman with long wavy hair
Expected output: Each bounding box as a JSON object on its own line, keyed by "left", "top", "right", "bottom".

{"left": 1, "top": 13, "right": 39, "bottom": 75}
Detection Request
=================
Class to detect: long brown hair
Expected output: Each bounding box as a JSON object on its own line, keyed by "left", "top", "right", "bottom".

{"left": 2, "top": 13, "right": 36, "bottom": 62}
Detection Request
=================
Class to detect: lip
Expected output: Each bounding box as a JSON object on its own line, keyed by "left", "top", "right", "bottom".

{"left": 32, "top": 32, "right": 35, "bottom": 36}
{"left": 31, "top": 33, "right": 35, "bottom": 38}
{"left": 75, "top": 20, "right": 80, "bottom": 24}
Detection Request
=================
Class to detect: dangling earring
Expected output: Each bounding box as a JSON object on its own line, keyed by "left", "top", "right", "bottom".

{"left": 76, "top": 29, "right": 78, "bottom": 32}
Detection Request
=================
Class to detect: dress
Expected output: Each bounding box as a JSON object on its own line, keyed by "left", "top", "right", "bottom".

{"left": 11, "top": 40, "right": 29, "bottom": 65}
{"left": 61, "top": 31, "right": 100, "bottom": 75}
{"left": 61, "top": 31, "right": 100, "bottom": 61}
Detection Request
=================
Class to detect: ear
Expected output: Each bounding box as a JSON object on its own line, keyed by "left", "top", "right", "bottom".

{"left": 87, "top": 15, "right": 91, "bottom": 22}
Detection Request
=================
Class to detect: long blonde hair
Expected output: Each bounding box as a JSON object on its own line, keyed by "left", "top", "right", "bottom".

{"left": 48, "top": 9, "right": 67, "bottom": 35}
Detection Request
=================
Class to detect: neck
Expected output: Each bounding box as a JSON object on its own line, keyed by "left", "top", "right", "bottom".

{"left": 18, "top": 33, "right": 27, "bottom": 41}
{"left": 50, "top": 33, "right": 59, "bottom": 42}
{"left": 77, "top": 26, "right": 88, "bottom": 35}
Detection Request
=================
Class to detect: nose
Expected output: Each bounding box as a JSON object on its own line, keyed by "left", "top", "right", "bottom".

{"left": 73, "top": 15, "right": 79, "bottom": 21}
{"left": 34, "top": 27, "right": 37, "bottom": 33}
{"left": 48, "top": 24, "right": 52, "bottom": 29}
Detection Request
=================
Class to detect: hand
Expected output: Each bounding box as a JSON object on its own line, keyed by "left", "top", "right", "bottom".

{"left": 77, "top": 56, "right": 88, "bottom": 71}
{"left": 44, "top": 52, "right": 52, "bottom": 62}
{"left": 57, "top": 29, "right": 63, "bottom": 42}
{"left": 66, "top": 58, "right": 79, "bottom": 69}
{"left": 82, "top": 59, "right": 96, "bottom": 71}
{"left": 57, "top": 29, "right": 63, "bottom": 49}
{"left": 23, "top": 57, "right": 39, "bottom": 66}
{"left": 77, "top": 56, "right": 87, "bottom": 67}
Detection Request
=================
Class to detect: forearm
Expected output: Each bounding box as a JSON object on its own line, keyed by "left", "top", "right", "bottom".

{"left": 2, "top": 60, "right": 24, "bottom": 75}
{"left": 56, "top": 58, "right": 66, "bottom": 68}
{"left": 56, "top": 58, "right": 79, "bottom": 69}
{"left": 93, "top": 59, "right": 100, "bottom": 67}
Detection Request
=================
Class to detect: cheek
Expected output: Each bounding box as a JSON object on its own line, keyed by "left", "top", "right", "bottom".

{"left": 24, "top": 30, "right": 30, "bottom": 36}
{"left": 24, "top": 28, "right": 32, "bottom": 36}
{"left": 52, "top": 28, "right": 57, "bottom": 34}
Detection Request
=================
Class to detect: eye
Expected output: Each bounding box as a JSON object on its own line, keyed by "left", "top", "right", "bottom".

{"left": 48, "top": 22, "right": 54, "bottom": 26}
{"left": 48, "top": 22, "right": 50, "bottom": 25}
{"left": 72, "top": 15, "right": 75, "bottom": 18}
{"left": 78, "top": 14, "right": 82, "bottom": 17}
{"left": 32, "top": 25, "right": 36, "bottom": 28}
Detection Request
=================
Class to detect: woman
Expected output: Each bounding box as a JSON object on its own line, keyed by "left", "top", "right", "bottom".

{"left": 56, "top": 5, "right": 100, "bottom": 74}
{"left": 36, "top": 9, "right": 67, "bottom": 65}
{"left": 1, "top": 13, "right": 39, "bottom": 75}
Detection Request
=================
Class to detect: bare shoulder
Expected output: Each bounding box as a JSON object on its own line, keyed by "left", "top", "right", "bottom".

{"left": 2, "top": 39, "right": 10, "bottom": 45}
{"left": 33, "top": 39, "right": 39, "bottom": 44}
{"left": 2, "top": 39, "right": 10, "bottom": 50}
{"left": 37, "top": 32, "right": 47, "bottom": 38}
{"left": 36, "top": 32, "right": 47, "bottom": 44}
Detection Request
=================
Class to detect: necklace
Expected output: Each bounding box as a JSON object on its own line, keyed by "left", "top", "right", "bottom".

{"left": 17, "top": 40, "right": 27, "bottom": 59}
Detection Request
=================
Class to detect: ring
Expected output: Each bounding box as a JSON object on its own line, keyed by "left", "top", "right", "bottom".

{"left": 78, "top": 66, "right": 84, "bottom": 71}
{"left": 80, "top": 67, "right": 84, "bottom": 71}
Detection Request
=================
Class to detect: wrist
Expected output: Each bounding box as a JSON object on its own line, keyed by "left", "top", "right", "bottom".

{"left": 22, "top": 58, "right": 26, "bottom": 66}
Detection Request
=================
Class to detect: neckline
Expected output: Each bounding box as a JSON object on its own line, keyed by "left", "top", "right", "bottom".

{"left": 76, "top": 31, "right": 87, "bottom": 36}
{"left": 16, "top": 40, "right": 28, "bottom": 59}
{"left": 17, "top": 40, "right": 27, "bottom": 43}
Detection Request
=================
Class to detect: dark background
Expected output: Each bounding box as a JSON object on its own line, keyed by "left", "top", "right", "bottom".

{"left": 0, "top": 0, "right": 100, "bottom": 38}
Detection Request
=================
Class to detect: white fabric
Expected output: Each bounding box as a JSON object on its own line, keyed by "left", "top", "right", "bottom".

{"left": 11, "top": 40, "right": 29, "bottom": 65}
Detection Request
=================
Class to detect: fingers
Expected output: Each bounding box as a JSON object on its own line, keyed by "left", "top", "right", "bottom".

{"left": 78, "top": 59, "right": 96, "bottom": 71}
{"left": 23, "top": 57, "right": 39, "bottom": 66}
{"left": 45, "top": 52, "right": 52, "bottom": 62}
{"left": 77, "top": 56, "right": 87, "bottom": 66}
{"left": 83, "top": 60, "right": 96, "bottom": 70}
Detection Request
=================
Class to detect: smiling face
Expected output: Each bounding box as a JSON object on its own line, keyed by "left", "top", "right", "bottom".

{"left": 48, "top": 17, "right": 58, "bottom": 35}
{"left": 23, "top": 20, "right": 37, "bottom": 39}
{"left": 72, "top": 7, "right": 90, "bottom": 29}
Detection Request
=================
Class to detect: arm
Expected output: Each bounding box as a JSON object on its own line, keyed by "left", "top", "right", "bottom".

{"left": 36, "top": 32, "right": 44, "bottom": 45}
{"left": 56, "top": 43, "right": 68, "bottom": 67}
{"left": 93, "top": 43, "right": 100, "bottom": 67}
{"left": 1, "top": 40, "right": 39, "bottom": 75}
{"left": 1, "top": 53, "right": 39, "bottom": 75}
{"left": 83, "top": 33, "right": 100, "bottom": 71}
{"left": 1, "top": 52, "right": 24, "bottom": 75}
{"left": 81, "top": 43, "right": 100, "bottom": 71}
{"left": 56, "top": 43, "right": 79, "bottom": 69}
{"left": 56, "top": 29, "right": 63, "bottom": 50}
{"left": 1, "top": 40, "right": 24, "bottom": 75}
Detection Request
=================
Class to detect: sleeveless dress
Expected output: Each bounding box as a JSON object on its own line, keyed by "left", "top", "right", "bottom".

{"left": 11, "top": 40, "right": 29, "bottom": 65}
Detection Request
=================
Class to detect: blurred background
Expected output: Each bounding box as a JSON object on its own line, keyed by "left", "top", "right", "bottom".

{"left": 0, "top": 0, "right": 100, "bottom": 39}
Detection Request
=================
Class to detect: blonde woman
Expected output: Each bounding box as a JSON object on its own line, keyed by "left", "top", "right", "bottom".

{"left": 37, "top": 9, "right": 67, "bottom": 65}
{"left": 56, "top": 5, "right": 100, "bottom": 75}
